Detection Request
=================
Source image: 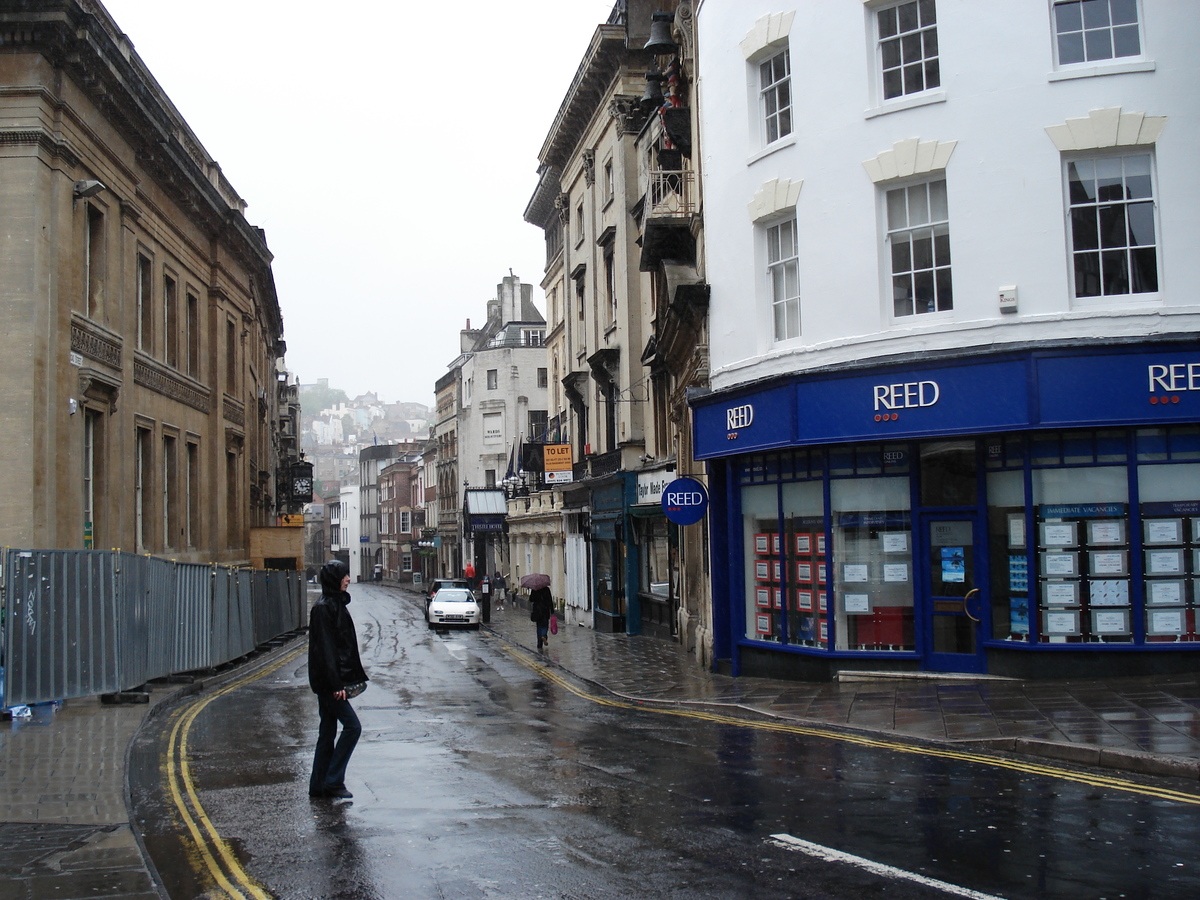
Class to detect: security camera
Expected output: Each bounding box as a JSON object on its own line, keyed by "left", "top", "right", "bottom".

{"left": 73, "top": 179, "right": 106, "bottom": 199}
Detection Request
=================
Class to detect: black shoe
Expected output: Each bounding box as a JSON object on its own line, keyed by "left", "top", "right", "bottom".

{"left": 327, "top": 785, "right": 353, "bottom": 799}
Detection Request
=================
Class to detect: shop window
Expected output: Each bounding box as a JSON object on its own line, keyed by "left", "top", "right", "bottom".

{"left": 1138, "top": 463, "right": 1200, "bottom": 643}
{"left": 831, "top": 477, "right": 914, "bottom": 651}
{"left": 743, "top": 484, "right": 783, "bottom": 643}
{"left": 984, "top": 433, "right": 1026, "bottom": 470}
{"left": 988, "top": 470, "right": 1029, "bottom": 643}
{"left": 919, "top": 440, "right": 976, "bottom": 506}
{"left": 639, "top": 518, "right": 672, "bottom": 601}
{"left": 1137, "top": 425, "right": 1200, "bottom": 462}
{"left": 595, "top": 536, "right": 624, "bottom": 618}
{"left": 783, "top": 481, "right": 827, "bottom": 648}
{"left": 1032, "top": 466, "right": 1130, "bottom": 644}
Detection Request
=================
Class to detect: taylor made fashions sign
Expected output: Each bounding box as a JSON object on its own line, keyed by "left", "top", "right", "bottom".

{"left": 692, "top": 346, "right": 1200, "bottom": 459}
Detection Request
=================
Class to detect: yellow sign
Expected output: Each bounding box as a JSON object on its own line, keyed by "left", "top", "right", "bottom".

{"left": 278, "top": 514, "right": 305, "bottom": 527}
{"left": 543, "top": 444, "right": 572, "bottom": 471}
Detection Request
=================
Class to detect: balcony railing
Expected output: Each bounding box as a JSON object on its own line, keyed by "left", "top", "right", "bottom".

{"left": 647, "top": 169, "right": 696, "bottom": 219}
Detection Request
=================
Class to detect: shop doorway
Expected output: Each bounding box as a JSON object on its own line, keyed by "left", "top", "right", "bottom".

{"left": 921, "top": 514, "right": 988, "bottom": 672}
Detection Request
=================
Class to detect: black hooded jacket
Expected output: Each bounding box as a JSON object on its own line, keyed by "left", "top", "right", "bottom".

{"left": 308, "top": 562, "right": 368, "bottom": 695}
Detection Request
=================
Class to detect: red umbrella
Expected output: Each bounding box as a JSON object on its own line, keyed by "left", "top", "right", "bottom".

{"left": 520, "top": 573, "right": 551, "bottom": 590}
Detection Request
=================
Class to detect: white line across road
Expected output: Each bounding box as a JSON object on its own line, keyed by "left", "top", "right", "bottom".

{"left": 769, "top": 834, "right": 1008, "bottom": 900}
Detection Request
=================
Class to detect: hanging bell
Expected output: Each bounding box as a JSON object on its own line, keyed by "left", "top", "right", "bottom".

{"left": 641, "top": 70, "right": 665, "bottom": 108}
{"left": 643, "top": 12, "right": 677, "bottom": 55}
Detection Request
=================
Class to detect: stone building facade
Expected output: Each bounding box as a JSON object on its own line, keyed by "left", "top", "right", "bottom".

{"left": 0, "top": 1, "right": 288, "bottom": 563}
{"left": 522, "top": 0, "right": 713, "bottom": 662}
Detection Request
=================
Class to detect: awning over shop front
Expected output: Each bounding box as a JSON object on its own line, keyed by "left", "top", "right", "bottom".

{"left": 465, "top": 489, "right": 508, "bottom": 534}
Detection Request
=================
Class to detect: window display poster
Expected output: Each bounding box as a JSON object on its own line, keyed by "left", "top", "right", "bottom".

{"left": 843, "top": 563, "right": 869, "bottom": 583}
{"left": 1147, "top": 580, "right": 1184, "bottom": 606}
{"left": 881, "top": 532, "right": 908, "bottom": 553}
{"left": 844, "top": 593, "right": 870, "bottom": 613}
{"left": 1090, "top": 551, "right": 1126, "bottom": 576}
{"left": 1089, "top": 580, "right": 1130, "bottom": 607}
{"left": 1145, "top": 519, "right": 1182, "bottom": 545}
{"left": 1009, "top": 513, "right": 1026, "bottom": 549}
{"left": 1147, "top": 549, "right": 1183, "bottom": 575}
{"left": 883, "top": 563, "right": 909, "bottom": 583}
{"left": 1045, "top": 610, "right": 1079, "bottom": 634}
{"left": 1010, "top": 597, "right": 1030, "bottom": 635}
{"left": 796, "top": 533, "right": 812, "bottom": 554}
{"left": 818, "top": 563, "right": 827, "bottom": 584}
{"left": 1093, "top": 610, "right": 1129, "bottom": 634}
{"left": 1009, "top": 555, "right": 1028, "bottom": 593}
{"left": 1088, "top": 520, "right": 1124, "bottom": 545}
{"left": 756, "top": 614, "right": 772, "bottom": 635}
{"left": 755, "top": 560, "right": 770, "bottom": 580}
{"left": 1150, "top": 609, "right": 1184, "bottom": 634}
{"left": 755, "top": 587, "right": 771, "bottom": 607}
{"left": 797, "top": 562, "right": 813, "bottom": 583}
{"left": 796, "top": 590, "right": 813, "bottom": 611}
{"left": 941, "top": 547, "right": 966, "bottom": 583}
{"left": 1040, "top": 522, "right": 1078, "bottom": 548}
{"left": 1042, "top": 552, "right": 1077, "bottom": 577}
{"left": 1044, "top": 581, "right": 1079, "bottom": 606}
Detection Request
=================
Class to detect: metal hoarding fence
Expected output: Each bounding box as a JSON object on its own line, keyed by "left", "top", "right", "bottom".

{"left": 0, "top": 550, "right": 304, "bottom": 708}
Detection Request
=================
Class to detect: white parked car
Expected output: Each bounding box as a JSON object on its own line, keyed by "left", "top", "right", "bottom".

{"left": 427, "top": 587, "right": 481, "bottom": 629}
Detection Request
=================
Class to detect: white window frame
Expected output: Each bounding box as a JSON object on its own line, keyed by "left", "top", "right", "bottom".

{"left": 1064, "top": 151, "right": 1159, "bottom": 302}
{"left": 885, "top": 177, "right": 953, "bottom": 319}
{"left": 868, "top": 0, "right": 943, "bottom": 113}
{"left": 1051, "top": 0, "right": 1144, "bottom": 70}
{"left": 766, "top": 215, "right": 801, "bottom": 342}
{"left": 759, "top": 48, "right": 792, "bottom": 147}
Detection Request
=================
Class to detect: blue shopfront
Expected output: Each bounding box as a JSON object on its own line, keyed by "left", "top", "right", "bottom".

{"left": 693, "top": 343, "right": 1200, "bottom": 680}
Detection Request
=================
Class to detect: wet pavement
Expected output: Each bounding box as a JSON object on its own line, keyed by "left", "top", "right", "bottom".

{"left": 3, "top": 581, "right": 1200, "bottom": 897}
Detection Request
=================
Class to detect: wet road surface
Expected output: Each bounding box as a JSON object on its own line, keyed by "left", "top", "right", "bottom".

{"left": 128, "top": 585, "right": 1200, "bottom": 899}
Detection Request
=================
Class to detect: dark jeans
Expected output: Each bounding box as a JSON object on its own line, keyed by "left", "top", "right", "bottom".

{"left": 310, "top": 692, "right": 361, "bottom": 794}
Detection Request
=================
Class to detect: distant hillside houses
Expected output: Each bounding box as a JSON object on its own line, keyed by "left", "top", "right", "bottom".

{"left": 300, "top": 383, "right": 431, "bottom": 450}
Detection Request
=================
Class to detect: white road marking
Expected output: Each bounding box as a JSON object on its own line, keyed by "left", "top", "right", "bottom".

{"left": 769, "top": 834, "right": 1007, "bottom": 900}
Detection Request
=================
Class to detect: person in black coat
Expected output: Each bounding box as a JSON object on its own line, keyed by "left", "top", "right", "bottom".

{"left": 308, "top": 559, "right": 368, "bottom": 799}
{"left": 529, "top": 586, "right": 554, "bottom": 651}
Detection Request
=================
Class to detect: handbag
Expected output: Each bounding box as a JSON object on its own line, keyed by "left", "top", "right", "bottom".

{"left": 343, "top": 681, "right": 367, "bottom": 699}
{"left": 549, "top": 614, "right": 558, "bottom": 635}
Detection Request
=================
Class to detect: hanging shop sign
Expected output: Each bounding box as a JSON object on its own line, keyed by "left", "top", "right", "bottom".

{"left": 662, "top": 477, "right": 709, "bottom": 526}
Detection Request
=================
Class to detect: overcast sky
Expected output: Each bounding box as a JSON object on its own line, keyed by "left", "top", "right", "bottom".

{"left": 99, "top": 0, "right": 616, "bottom": 408}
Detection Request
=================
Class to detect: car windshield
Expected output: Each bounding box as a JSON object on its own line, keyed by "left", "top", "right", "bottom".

{"left": 433, "top": 589, "right": 473, "bottom": 603}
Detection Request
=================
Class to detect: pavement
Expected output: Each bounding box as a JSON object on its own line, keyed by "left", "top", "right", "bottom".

{"left": 2, "top": 581, "right": 1200, "bottom": 898}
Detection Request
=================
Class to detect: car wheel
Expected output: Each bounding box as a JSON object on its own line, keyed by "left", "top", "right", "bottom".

{"left": 471, "top": 623, "right": 481, "bottom": 630}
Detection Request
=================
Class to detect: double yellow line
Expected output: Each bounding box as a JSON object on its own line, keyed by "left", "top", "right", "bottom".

{"left": 505, "top": 644, "right": 1200, "bottom": 807}
{"left": 164, "top": 645, "right": 305, "bottom": 900}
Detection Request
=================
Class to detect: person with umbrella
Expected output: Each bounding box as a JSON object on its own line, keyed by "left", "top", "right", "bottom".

{"left": 522, "top": 573, "right": 554, "bottom": 651}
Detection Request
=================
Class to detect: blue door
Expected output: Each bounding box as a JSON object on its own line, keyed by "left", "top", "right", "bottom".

{"left": 921, "top": 515, "right": 988, "bottom": 673}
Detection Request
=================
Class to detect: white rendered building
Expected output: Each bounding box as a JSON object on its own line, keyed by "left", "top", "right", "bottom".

{"left": 693, "top": 0, "right": 1200, "bottom": 678}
